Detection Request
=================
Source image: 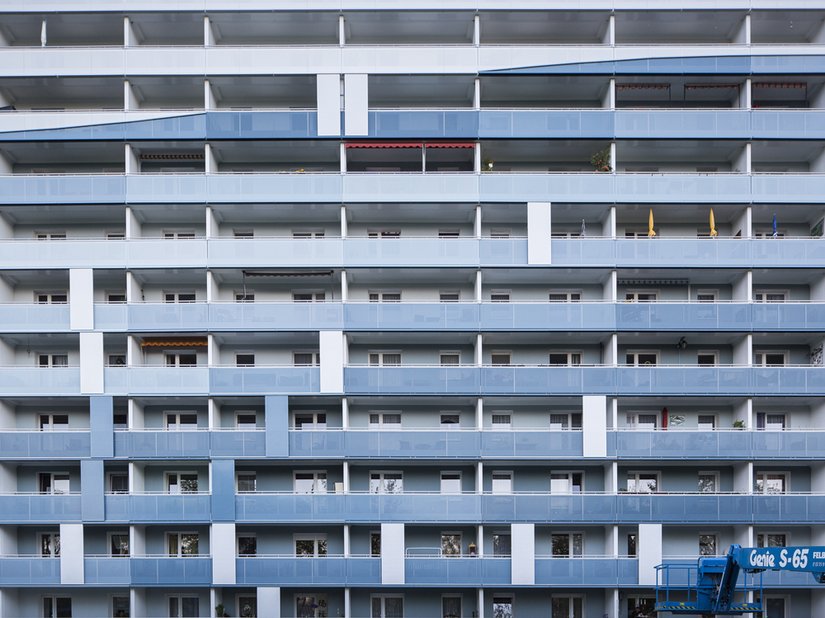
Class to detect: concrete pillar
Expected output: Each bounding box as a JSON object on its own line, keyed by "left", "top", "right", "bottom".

{"left": 320, "top": 330, "right": 344, "bottom": 393}
{"left": 79, "top": 332, "right": 104, "bottom": 394}
{"left": 527, "top": 201, "right": 552, "bottom": 265}
{"left": 380, "top": 523, "right": 405, "bottom": 584}
{"left": 59, "top": 523, "right": 84, "bottom": 584}
{"left": 511, "top": 523, "right": 535, "bottom": 584}
{"left": 69, "top": 269, "right": 94, "bottom": 330}
{"left": 344, "top": 74, "right": 369, "bottom": 136}
{"left": 123, "top": 17, "right": 138, "bottom": 46}
{"left": 637, "top": 523, "right": 662, "bottom": 586}
{"left": 317, "top": 74, "right": 342, "bottom": 137}
{"left": 211, "top": 523, "right": 236, "bottom": 584}
{"left": 583, "top": 395, "right": 607, "bottom": 457}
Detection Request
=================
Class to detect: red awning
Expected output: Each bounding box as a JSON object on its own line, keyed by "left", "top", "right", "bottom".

{"left": 345, "top": 142, "right": 423, "bottom": 149}
{"left": 425, "top": 142, "right": 476, "bottom": 149}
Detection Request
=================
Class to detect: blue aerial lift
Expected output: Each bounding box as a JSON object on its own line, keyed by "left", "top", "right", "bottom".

{"left": 655, "top": 544, "right": 825, "bottom": 615}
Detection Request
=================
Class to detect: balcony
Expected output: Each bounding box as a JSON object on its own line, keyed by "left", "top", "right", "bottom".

{"left": 103, "top": 493, "right": 211, "bottom": 523}
{"left": 83, "top": 556, "right": 212, "bottom": 586}
{"left": 405, "top": 557, "right": 511, "bottom": 586}
{"left": 113, "top": 430, "right": 265, "bottom": 459}
{"left": 0, "top": 557, "right": 60, "bottom": 586}
{"left": 0, "top": 494, "right": 82, "bottom": 523}
{"left": 0, "top": 304, "right": 70, "bottom": 331}
{"left": 534, "top": 557, "right": 638, "bottom": 586}
{"left": 0, "top": 368, "right": 80, "bottom": 396}
{"left": 0, "top": 431, "right": 90, "bottom": 459}
{"left": 236, "top": 556, "right": 380, "bottom": 586}
{"left": 288, "top": 429, "right": 583, "bottom": 459}
{"left": 609, "top": 430, "right": 825, "bottom": 460}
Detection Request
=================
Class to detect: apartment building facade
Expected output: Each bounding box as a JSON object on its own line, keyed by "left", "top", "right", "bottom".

{"left": 0, "top": 1, "right": 824, "bottom": 617}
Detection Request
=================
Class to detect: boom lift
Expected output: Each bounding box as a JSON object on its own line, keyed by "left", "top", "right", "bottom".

{"left": 655, "top": 544, "right": 825, "bottom": 615}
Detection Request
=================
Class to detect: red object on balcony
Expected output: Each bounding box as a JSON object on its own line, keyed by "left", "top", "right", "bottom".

{"left": 345, "top": 142, "right": 423, "bottom": 148}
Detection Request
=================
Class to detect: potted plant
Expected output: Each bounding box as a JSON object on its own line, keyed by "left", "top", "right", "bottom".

{"left": 468, "top": 542, "right": 477, "bottom": 556}
{"left": 590, "top": 147, "right": 612, "bottom": 172}
{"left": 733, "top": 420, "right": 745, "bottom": 429}
{"left": 215, "top": 604, "right": 229, "bottom": 617}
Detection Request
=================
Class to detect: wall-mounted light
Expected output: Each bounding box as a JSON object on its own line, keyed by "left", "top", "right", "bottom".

{"left": 676, "top": 337, "right": 688, "bottom": 350}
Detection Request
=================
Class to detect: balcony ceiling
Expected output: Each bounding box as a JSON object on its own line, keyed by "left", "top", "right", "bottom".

{"left": 0, "top": 141, "right": 123, "bottom": 165}
{"left": 616, "top": 10, "right": 745, "bottom": 43}
{"left": 616, "top": 268, "right": 744, "bottom": 285}
{"left": 209, "top": 11, "right": 338, "bottom": 44}
{"left": 211, "top": 332, "right": 318, "bottom": 345}
{"left": 346, "top": 202, "right": 476, "bottom": 224}
{"left": 482, "top": 75, "right": 608, "bottom": 105}
{"left": 0, "top": 270, "right": 69, "bottom": 286}
{"left": 345, "top": 11, "right": 474, "bottom": 44}
{"left": 347, "top": 267, "right": 476, "bottom": 285}
{"left": 211, "top": 140, "right": 338, "bottom": 163}
{"left": 752, "top": 268, "right": 824, "bottom": 284}
{"left": 478, "top": 10, "right": 610, "bottom": 43}
{"left": 130, "top": 269, "right": 206, "bottom": 285}
{"left": 348, "top": 332, "right": 476, "bottom": 345}
{"left": 484, "top": 268, "right": 608, "bottom": 285}
{"left": 209, "top": 75, "right": 315, "bottom": 107}
{"left": 0, "top": 76, "right": 123, "bottom": 107}
{"left": 130, "top": 203, "right": 205, "bottom": 225}
{"left": 211, "top": 203, "right": 341, "bottom": 224}
{"left": 369, "top": 75, "right": 475, "bottom": 107}
{"left": 0, "top": 204, "right": 124, "bottom": 225}
{"left": 0, "top": 13, "right": 122, "bottom": 45}
{"left": 751, "top": 10, "right": 825, "bottom": 43}
{"left": 751, "top": 140, "right": 825, "bottom": 163}
{"left": 619, "top": 140, "right": 744, "bottom": 162}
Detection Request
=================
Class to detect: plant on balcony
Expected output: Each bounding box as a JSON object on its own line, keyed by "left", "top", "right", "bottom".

{"left": 215, "top": 604, "right": 229, "bottom": 617}
{"left": 732, "top": 420, "right": 745, "bottom": 429}
{"left": 482, "top": 158, "right": 494, "bottom": 172}
{"left": 590, "top": 147, "right": 612, "bottom": 172}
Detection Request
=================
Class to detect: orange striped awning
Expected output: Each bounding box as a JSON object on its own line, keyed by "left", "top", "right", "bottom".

{"left": 345, "top": 142, "right": 423, "bottom": 149}
{"left": 425, "top": 142, "right": 476, "bottom": 149}
{"left": 141, "top": 337, "right": 208, "bottom": 348}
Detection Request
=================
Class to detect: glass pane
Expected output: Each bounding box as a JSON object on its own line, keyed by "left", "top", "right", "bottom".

{"left": 552, "top": 534, "right": 570, "bottom": 557}
{"left": 110, "top": 534, "right": 129, "bottom": 556}
{"left": 442, "top": 597, "right": 461, "bottom": 618}
{"left": 238, "top": 597, "right": 257, "bottom": 618}
{"left": 371, "top": 533, "right": 381, "bottom": 556}
{"left": 385, "top": 598, "right": 403, "bottom": 618}
{"left": 55, "top": 599, "right": 72, "bottom": 618}
{"left": 492, "top": 598, "right": 513, "bottom": 618}
{"left": 181, "top": 598, "right": 199, "bottom": 618}
{"left": 181, "top": 534, "right": 198, "bottom": 555}
{"left": 493, "top": 533, "right": 511, "bottom": 556}
{"left": 441, "top": 534, "right": 461, "bottom": 556}
{"left": 180, "top": 475, "right": 198, "bottom": 493}
{"left": 296, "top": 540, "right": 316, "bottom": 556}
{"left": 238, "top": 536, "right": 257, "bottom": 556}
{"left": 112, "top": 596, "right": 130, "bottom": 617}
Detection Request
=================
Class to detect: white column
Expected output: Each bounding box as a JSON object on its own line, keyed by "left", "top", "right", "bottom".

{"left": 344, "top": 588, "right": 351, "bottom": 618}
{"left": 204, "top": 15, "right": 216, "bottom": 46}
{"left": 637, "top": 523, "right": 662, "bottom": 586}
{"left": 582, "top": 395, "right": 607, "bottom": 457}
{"left": 603, "top": 14, "right": 615, "bottom": 45}
{"left": 124, "top": 80, "right": 139, "bottom": 111}
{"left": 734, "top": 142, "right": 751, "bottom": 174}
{"left": 205, "top": 206, "right": 219, "bottom": 239}
{"left": 125, "top": 207, "right": 140, "bottom": 239}
{"left": 340, "top": 205, "right": 348, "bottom": 238}
{"left": 734, "top": 398, "right": 752, "bottom": 430}
{"left": 211, "top": 523, "right": 237, "bottom": 584}
{"left": 343, "top": 524, "right": 350, "bottom": 556}
{"left": 124, "top": 143, "right": 139, "bottom": 174}
{"left": 733, "top": 334, "right": 752, "bottom": 366}
{"left": 340, "top": 142, "right": 347, "bottom": 174}
{"left": 79, "top": 332, "right": 104, "bottom": 394}
{"left": 130, "top": 589, "right": 146, "bottom": 618}
{"left": 59, "top": 523, "right": 84, "bottom": 584}
{"left": 123, "top": 17, "right": 138, "bottom": 46}
{"left": 477, "top": 589, "right": 485, "bottom": 618}
{"left": 733, "top": 461, "right": 753, "bottom": 494}
{"left": 342, "top": 397, "right": 349, "bottom": 429}
{"left": 208, "top": 399, "right": 218, "bottom": 430}
{"left": 317, "top": 74, "right": 342, "bottom": 137}
{"left": 474, "top": 270, "right": 482, "bottom": 301}
{"left": 338, "top": 15, "right": 346, "bottom": 46}
{"left": 473, "top": 77, "right": 481, "bottom": 109}
{"left": 732, "top": 205, "right": 751, "bottom": 238}
{"left": 511, "top": 524, "right": 535, "bottom": 584}
{"left": 69, "top": 268, "right": 94, "bottom": 330}
{"left": 475, "top": 398, "right": 483, "bottom": 430}
{"left": 609, "top": 141, "right": 617, "bottom": 173}
{"left": 344, "top": 74, "right": 369, "bottom": 136}
{"left": 380, "top": 523, "right": 405, "bottom": 585}
{"left": 342, "top": 461, "right": 349, "bottom": 493}
{"left": 473, "top": 14, "right": 480, "bottom": 46}
{"left": 257, "top": 588, "right": 280, "bottom": 618}
{"left": 732, "top": 270, "right": 752, "bottom": 302}
{"left": 742, "top": 78, "right": 752, "bottom": 110}
{"left": 319, "top": 330, "right": 345, "bottom": 393}
{"left": 205, "top": 143, "right": 218, "bottom": 174}
{"left": 204, "top": 79, "right": 217, "bottom": 109}
{"left": 475, "top": 334, "right": 483, "bottom": 366}
{"left": 603, "top": 78, "right": 616, "bottom": 109}
{"left": 474, "top": 205, "right": 482, "bottom": 238}
{"left": 476, "top": 524, "right": 484, "bottom": 557}
{"left": 341, "top": 270, "right": 348, "bottom": 301}
{"left": 476, "top": 461, "right": 483, "bottom": 495}
{"left": 735, "top": 13, "right": 751, "bottom": 45}
{"left": 129, "top": 400, "right": 144, "bottom": 431}
{"left": 207, "top": 334, "right": 217, "bottom": 366}
{"left": 527, "top": 202, "right": 552, "bottom": 265}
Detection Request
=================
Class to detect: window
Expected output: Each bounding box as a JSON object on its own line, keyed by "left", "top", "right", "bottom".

{"left": 165, "top": 472, "right": 198, "bottom": 494}
{"left": 441, "top": 532, "right": 462, "bottom": 556}
{"left": 294, "top": 471, "right": 327, "bottom": 494}
{"left": 236, "top": 473, "right": 257, "bottom": 493}
{"left": 165, "top": 412, "right": 198, "bottom": 431}
{"left": 492, "top": 596, "right": 513, "bottom": 618}
{"left": 491, "top": 414, "right": 511, "bottom": 430}
{"left": 492, "top": 532, "right": 511, "bottom": 556}
{"left": 626, "top": 413, "right": 658, "bottom": 430}
{"left": 698, "top": 471, "right": 719, "bottom": 493}
{"left": 369, "top": 412, "right": 401, "bottom": 429}
{"left": 369, "top": 291, "right": 401, "bottom": 303}
{"left": 699, "top": 534, "right": 718, "bottom": 556}
{"left": 295, "top": 535, "right": 328, "bottom": 557}
{"left": 165, "top": 352, "right": 197, "bottom": 367}
{"left": 490, "top": 229, "right": 510, "bottom": 239}
{"left": 109, "top": 532, "right": 129, "bottom": 556}
{"left": 296, "top": 594, "right": 328, "bottom": 618}
{"left": 109, "top": 473, "right": 128, "bottom": 494}
{"left": 755, "top": 596, "right": 788, "bottom": 618}
{"left": 106, "top": 292, "right": 127, "bottom": 304}
{"left": 551, "top": 533, "right": 583, "bottom": 557}
{"left": 440, "top": 352, "right": 460, "bottom": 366}
{"left": 235, "top": 412, "right": 257, "bottom": 429}
{"left": 697, "top": 351, "right": 718, "bottom": 366}
{"left": 168, "top": 597, "right": 199, "bottom": 618}
{"left": 548, "top": 352, "right": 582, "bottom": 366}
{"left": 163, "top": 291, "right": 196, "bottom": 303}
{"left": 549, "top": 413, "right": 582, "bottom": 430}
{"left": 167, "top": 532, "right": 199, "bottom": 557}
{"left": 294, "top": 412, "right": 327, "bottom": 430}
{"left": 757, "top": 533, "right": 787, "bottom": 548}
{"left": 40, "top": 532, "right": 60, "bottom": 557}
{"left": 369, "top": 471, "right": 403, "bottom": 494}
{"left": 551, "top": 597, "right": 583, "bottom": 618}
{"left": 38, "top": 354, "right": 69, "bottom": 368}
{"left": 236, "top": 533, "right": 257, "bottom": 556}
{"left": 492, "top": 471, "right": 513, "bottom": 495}
{"left": 549, "top": 291, "right": 582, "bottom": 302}
{"left": 371, "top": 532, "right": 381, "bottom": 556}
{"left": 106, "top": 232, "right": 125, "bottom": 240}
{"left": 293, "top": 352, "right": 320, "bottom": 366}
{"left": 490, "top": 290, "right": 510, "bottom": 303}
{"left": 368, "top": 229, "right": 400, "bottom": 239}
{"left": 439, "top": 291, "right": 460, "bottom": 303}
{"left": 754, "top": 352, "right": 786, "bottom": 367}
{"left": 108, "top": 354, "right": 126, "bottom": 366}
{"left": 440, "top": 413, "right": 460, "bottom": 429}
{"left": 440, "top": 472, "right": 462, "bottom": 495}
{"left": 35, "top": 291, "right": 68, "bottom": 304}
{"left": 163, "top": 231, "right": 196, "bottom": 239}
{"left": 293, "top": 291, "right": 326, "bottom": 303}
{"left": 697, "top": 415, "right": 717, "bottom": 430}
{"left": 626, "top": 597, "right": 655, "bottom": 618}
{"left": 626, "top": 472, "right": 659, "bottom": 493}
{"left": 39, "top": 472, "right": 70, "bottom": 495}
{"left": 626, "top": 352, "right": 658, "bottom": 366}
{"left": 442, "top": 596, "right": 462, "bottom": 618}
{"left": 438, "top": 229, "right": 460, "bottom": 238}
{"left": 39, "top": 414, "right": 69, "bottom": 431}
{"left": 696, "top": 290, "right": 718, "bottom": 303}
{"left": 112, "top": 596, "right": 130, "bottom": 617}
{"left": 627, "top": 533, "right": 637, "bottom": 557}
{"left": 490, "top": 352, "right": 511, "bottom": 366}
{"left": 755, "top": 472, "right": 788, "bottom": 494}
{"left": 235, "top": 353, "right": 255, "bottom": 367}
{"left": 35, "top": 232, "right": 66, "bottom": 241}
{"left": 368, "top": 352, "right": 401, "bottom": 366}
{"left": 43, "top": 597, "right": 72, "bottom": 618}
{"left": 293, "top": 230, "right": 325, "bottom": 239}
{"left": 551, "top": 472, "right": 583, "bottom": 494}
{"left": 235, "top": 292, "right": 255, "bottom": 302}
{"left": 233, "top": 229, "right": 254, "bottom": 239}
{"left": 754, "top": 291, "right": 786, "bottom": 303}
{"left": 757, "top": 413, "right": 786, "bottom": 430}
{"left": 113, "top": 413, "right": 128, "bottom": 429}
{"left": 237, "top": 596, "right": 257, "bottom": 618}
{"left": 625, "top": 291, "right": 658, "bottom": 302}
{"left": 371, "top": 596, "right": 403, "bottom": 618}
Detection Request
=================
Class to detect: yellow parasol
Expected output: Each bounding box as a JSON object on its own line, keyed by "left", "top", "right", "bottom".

{"left": 648, "top": 209, "right": 656, "bottom": 238}
{"left": 709, "top": 208, "right": 718, "bottom": 237}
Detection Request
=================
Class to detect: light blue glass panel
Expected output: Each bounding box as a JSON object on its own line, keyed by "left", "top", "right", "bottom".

{"left": 535, "top": 558, "right": 634, "bottom": 586}
{"left": 83, "top": 557, "right": 131, "bottom": 585}
{"left": 103, "top": 495, "right": 211, "bottom": 523}
{"left": 345, "top": 303, "right": 479, "bottom": 331}
{"left": 0, "top": 368, "right": 80, "bottom": 395}
{"left": 479, "top": 110, "right": 613, "bottom": 138}
{"left": 209, "top": 302, "right": 343, "bottom": 331}
{"left": 405, "top": 557, "right": 511, "bottom": 585}
{"left": 0, "top": 432, "right": 90, "bottom": 459}
{"left": 208, "top": 238, "right": 344, "bottom": 268}
{"left": 344, "top": 238, "right": 481, "bottom": 267}
{"left": 369, "top": 110, "right": 478, "bottom": 138}
{"left": 127, "top": 303, "right": 209, "bottom": 330}
{"left": 94, "top": 304, "right": 127, "bottom": 330}
{"left": 0, "top": 495, "right": 82, "bottom": 523}
{"left": 343, "top": 173, "right": 479, "bottom": 203}
{"left": 344, "top": 367, "right": 480, "bottom": 395}
{"left": 480, "top": 431, "right": 582, "bottom": 458}
{"left": 0, "top": 557, "right": 60, "bottom": 585}
{"left": 104, "top": 367, "right": 209, "bottom": 396}
{"left": 130, "top": 557, "right": 212, "bottom": 585}
{"left": 479, "top": 303, "right": 615, "bottom": 330}
{"left": 113, "top": 431, "right": 211, "bottom": 458}
{"left": 0, "top": 304, "right": 69, "bottom": 331}
{"left": 209, "top": 368, "right": 320, "bottom": 395}
{"left": 615, "top": 110, "right": 750, "bottom": 139}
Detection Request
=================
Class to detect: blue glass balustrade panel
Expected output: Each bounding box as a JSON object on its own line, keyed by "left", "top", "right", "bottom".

{"left": 130, "top": 557, "right": 212, "bottom": 586}
{"left": 753, "top": 495, "right": 825, "bottom": 523}
{"left": 405, "top": 557, "right": 511, "bottom": 586}
{"left": 534, "top": 558, "right": 638, "bottom": 586}
{"left": 343, "top": 173, "right": 479, "bottom": 203}
{"left": 210, "top": 431, "right": 267, "bottom": 458}
{"left": 615, "top": 110, "right": 750, "bottom": 139}
{"left": 752, "top": 303, "right": 825, "bottom": 331}
{"left": 616, "top": 302, "right": 749, "bottom": 331}
{"left": 94, "top": 304, "right": 127, "bottom": 330}
{"left": 103, "top": 494, "right": 211, "bottom": 523}
{"left": 345, "top": 238, "right": 481, "bottom": 267}
{"left": 83, "top": 557, "right": 131, "bottom": 585}
{"left": 480, "top": 302, "right": 615, "bottom": 331}
{"left": 209, "top": 302, "right": 343, "bottom": 331}
{"left": 752, "top": 175, "right": 825, "bottom": 204}
{"left": 127, "top": 303, "right": 209, "bottom": 331}
{"left": 0, "top": 431, "right": 90, "bottom": 459}
{"left": 113, "top": 431, "right": 211, "bottom": 458}
{"left": 206, "top": 111, "right": 317, "bottom": 139}
{"left": 0, "top": 557, "right": 60, "bottom": 585}
{"left": 751, "top": 110, "right": 825, "bottom": 139}
{"left": 345, "top": 303, "right": 479, "bottom": 331}
{"left": 479, "top": 238, "right": 529, "bottom": 265}
{"left": 208, "top": 239, "right": 344, "bottom": 268}
{"left": 104, "top": 367, "right": 209, "bottom": 396}
{"left": 369, "top": 111, "right": 478, "bottom": 138}
{"left": 480, "top": 431, "right": 583, "bottom": 458}
{"left": 236, "top": 557, "right": 380, "bottom": 586}
{"left": 0, "top": 304, "right": 69, "bottom": 331}
{"left": 345, "top": 367, "right": 480, "bottom": 395}
{"left": 0, "top": 368, "right": 80, "bottom": 395}
{"left": 0, "top": 495, "right": 82, "bottom": 523}
{"left": 480, "top": 110, "right": 613, "bottom": 138}
{"left": 610, "top": 431, "right": 753, "bottom": 460}
{"left": 209, "top": 367, "right": 320, "bottom": 395}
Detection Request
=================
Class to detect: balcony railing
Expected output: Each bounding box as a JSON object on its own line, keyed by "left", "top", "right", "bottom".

{"left": 83, "top": 555, "right": 212, "bottom": 586}
{"left": 0, "top": 556, "right": 60, "bottom": 585}
{"left": 236, "top": 555, "right": 380, "bottom": 586}
{"left": 113, "top": 429, "right": 265, "bottom": 458}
